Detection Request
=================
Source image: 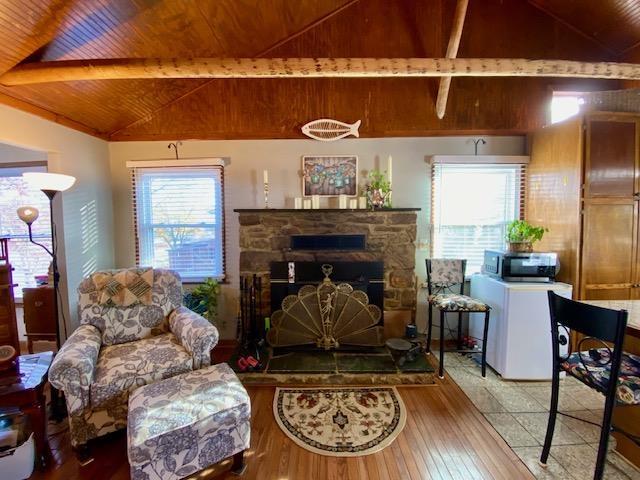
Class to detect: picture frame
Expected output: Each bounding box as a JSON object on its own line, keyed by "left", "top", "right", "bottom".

{"left": 301, "top": 155, "right": 358, "bottom": 197}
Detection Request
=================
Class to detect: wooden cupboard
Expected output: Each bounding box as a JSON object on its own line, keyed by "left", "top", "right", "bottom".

{"left": 527, "top": 112, "right": 640, "bottom": 467}
{"left": 528, "top": 112, "right": 640, "bottom": 301}
{"left": 22, "top": 286, "right": 56, "bottom": 353}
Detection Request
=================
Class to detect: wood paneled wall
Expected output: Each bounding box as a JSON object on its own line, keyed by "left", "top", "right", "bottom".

{"left": 111, "top": 0, "right": 619, "bottom": 140}
{"left": 0, "top": 0, "right": 622, "bottom": 140}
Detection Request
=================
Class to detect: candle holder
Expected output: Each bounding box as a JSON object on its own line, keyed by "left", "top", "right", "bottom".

{"left": 263, "top": 182, "right": 270, "bottom": 208}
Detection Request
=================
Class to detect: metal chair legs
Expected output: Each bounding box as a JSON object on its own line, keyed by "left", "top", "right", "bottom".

{"left": 430, "top": 308, "right": 490, "bottom": 379}
{"left": 481, "top": 310, "right": 490, "bottom": 378}
{"left": 540, "top": 368, "right": 616, "bottom": 480}
{"left": 540, "top": 369, "right": 560, "bottom": 467}
{"left": 426, "top": 304, "right": 433, "bottom": 354}
{"left": 439, "top": 310, "right": 445, "bottom": 378}
{"left": 594, "top": 390, "right": 617, "bottom": 479}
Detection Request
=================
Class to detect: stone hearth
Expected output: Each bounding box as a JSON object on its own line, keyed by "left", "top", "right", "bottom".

{"left": 235, "top": 209, "right": 419, "bottom": 316}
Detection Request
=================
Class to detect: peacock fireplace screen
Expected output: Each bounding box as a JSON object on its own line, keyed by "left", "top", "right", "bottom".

{"left": 267, "top": 264, "right": 384, "bottom": 350}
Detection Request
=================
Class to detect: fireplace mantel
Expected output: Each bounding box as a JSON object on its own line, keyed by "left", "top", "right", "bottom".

{"left": 234, "top": 208, "right": 421, "bottom": 213}
{"left": 237, "top": 208, "right": 419, "bottom": 316}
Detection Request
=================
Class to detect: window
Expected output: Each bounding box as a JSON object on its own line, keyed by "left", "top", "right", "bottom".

{"left": 0, "top": 165, "right": 52, "bottom": 296}
{"left": 431, "top": 163, "right": 525, "bottom": 275}
{"left": 550, "top": 92, "right": 584, "bottom": 124}
{"left": 133, "top": 166, "right": 225, "bottom": 281}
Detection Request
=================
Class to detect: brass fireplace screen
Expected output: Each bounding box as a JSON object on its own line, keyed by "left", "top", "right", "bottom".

{"left": 266, "top": 265, "right": 384, "bottom": 350}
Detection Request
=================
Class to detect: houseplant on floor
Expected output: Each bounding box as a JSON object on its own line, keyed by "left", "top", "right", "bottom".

{"left": 184, "top": 278, "right": 222, "bottom": 327}
{"left": 506, "top": 220, "right": 548, "bottom": 253}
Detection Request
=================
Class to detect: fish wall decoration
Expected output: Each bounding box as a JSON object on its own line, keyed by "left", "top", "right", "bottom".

{"left": 301, "top": 119, "right": 361, "bottom": 142}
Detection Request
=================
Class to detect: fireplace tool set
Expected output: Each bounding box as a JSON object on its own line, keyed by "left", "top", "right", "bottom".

{"left": 236, "top": 274, "right": 265, "bottom": 372}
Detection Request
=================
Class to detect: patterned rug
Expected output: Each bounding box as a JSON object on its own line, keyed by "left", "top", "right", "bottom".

{"left": 273, "top": 387, "right": 406, "bottom": 457}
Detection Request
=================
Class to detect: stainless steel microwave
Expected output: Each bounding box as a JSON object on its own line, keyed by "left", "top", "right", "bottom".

{"left": 482, "top": 250, "right": 559, "bottom": 282}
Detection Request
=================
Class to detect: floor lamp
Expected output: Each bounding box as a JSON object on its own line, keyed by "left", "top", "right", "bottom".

{"left": 17, "top": 172, "right": 76, "bottom": 421}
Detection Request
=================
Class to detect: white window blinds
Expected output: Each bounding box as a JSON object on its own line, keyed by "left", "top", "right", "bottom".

{"left": 431, "top": 163, "right": 525, "bottom": 275}
{"left": 133, "top": 166, "right": 225, "bottom": 281}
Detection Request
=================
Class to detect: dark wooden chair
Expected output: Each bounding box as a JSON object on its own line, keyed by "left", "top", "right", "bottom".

{"left": 425, "top": 259, "right": 491, "bottom": 379}
{"left": 541, "top": 291, "right": 640, "bottom": 479}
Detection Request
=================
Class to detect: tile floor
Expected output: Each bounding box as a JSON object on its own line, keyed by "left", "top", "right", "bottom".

{"left": 443, "top": 352, "right": 640, "bottom": 480}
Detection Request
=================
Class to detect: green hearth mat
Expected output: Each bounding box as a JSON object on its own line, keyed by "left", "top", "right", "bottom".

{"left": 268, "top": 351, "right": 335, "bottom": 373}
{"left": 335, "top": 353, "right": 397, "bottom": 373}
{"left": 260, "top": 349, "right": 434, "bottom": 375}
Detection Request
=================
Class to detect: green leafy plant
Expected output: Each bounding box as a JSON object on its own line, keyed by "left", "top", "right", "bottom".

{"left": 183, "top": 278, "right": 221, "bottom": 326}
{"left": 506, "top": 220, "right": 548, "bottom": 244}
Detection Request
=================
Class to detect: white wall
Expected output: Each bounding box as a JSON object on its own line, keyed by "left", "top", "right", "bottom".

{"left": 110, "top": 136, "right": 525, "bottom": 338}
{"left": 0, "top": 104, "right": 114, "bottom": 335}
{"left": 0, "top": 143, "right": 47, "bottom": 163}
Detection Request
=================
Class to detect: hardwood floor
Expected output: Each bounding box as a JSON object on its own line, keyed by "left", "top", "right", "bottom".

{"left": 30, "top": 375, "right": 533, "bottom": 480}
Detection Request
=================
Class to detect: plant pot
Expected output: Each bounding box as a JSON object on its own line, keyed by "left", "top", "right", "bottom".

{"left": 508, "top": 241, "right": 533, "bottom": 253}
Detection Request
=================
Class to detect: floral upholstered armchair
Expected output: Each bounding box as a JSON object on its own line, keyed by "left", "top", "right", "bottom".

{"left": 49, "top": 268, "right": 219, "bottom": 450}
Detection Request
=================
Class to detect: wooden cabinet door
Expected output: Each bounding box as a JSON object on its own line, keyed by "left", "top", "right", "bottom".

{"left": 584, "top": 116, "right": 639, "bottom": 199}
{"left": 581, "top": 199, "right": 638, "bottom": 300}
{"left": 22, "top": 287, "right": 56, "bottom": 334}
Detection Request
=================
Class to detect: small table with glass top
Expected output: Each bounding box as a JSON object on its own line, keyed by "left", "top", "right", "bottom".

{"left": 0, "top": 351, "right": 53, "bottom": 468}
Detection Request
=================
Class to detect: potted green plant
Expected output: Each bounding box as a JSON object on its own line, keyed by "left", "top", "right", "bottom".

{"left": 506, "top": 220, "right": 548, "bottom": 253}
{"left": 183, "top": 278, "right": 222, "bottom": 326}
{"left": 363, "top": 170, "right": 392, "bottom": 209}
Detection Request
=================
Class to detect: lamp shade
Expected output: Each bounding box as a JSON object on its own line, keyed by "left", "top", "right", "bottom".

{"left": 23, "top": 172, "right": 76, "bottom": 192}
{"left": 17, "top": 206, "right": 40, "bottom": 225}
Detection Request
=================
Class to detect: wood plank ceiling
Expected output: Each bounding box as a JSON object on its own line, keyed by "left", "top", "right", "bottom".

{"left": 0, "top": 0, "right": 637, "bottom": 140}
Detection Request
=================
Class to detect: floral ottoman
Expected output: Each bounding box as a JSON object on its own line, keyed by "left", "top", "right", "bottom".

{"left": 127, "top": 363, "right": 251, "bottom": 479}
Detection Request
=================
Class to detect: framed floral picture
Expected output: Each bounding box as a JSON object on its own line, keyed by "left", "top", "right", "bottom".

{"left": 302, "top": 155, "right": 358, "bottom": 197}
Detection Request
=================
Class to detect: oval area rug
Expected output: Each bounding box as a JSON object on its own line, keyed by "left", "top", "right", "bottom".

{"left": 273, "top": 386, "right": 406, "bottom": 456}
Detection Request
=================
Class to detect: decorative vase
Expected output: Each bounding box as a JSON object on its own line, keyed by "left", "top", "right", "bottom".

{"left": 366, "top": 188, "right": 390, "bottom": 209}
{"left": 507, "top": 241, "right": 533, "bottom": 253}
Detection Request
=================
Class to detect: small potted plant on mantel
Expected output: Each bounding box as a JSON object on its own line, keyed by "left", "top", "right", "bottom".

{"left": 506, "top": 220, "right": 548, "bottom": 253}
{"left": 364, "top": 170, "right": 392, "bottom": 209}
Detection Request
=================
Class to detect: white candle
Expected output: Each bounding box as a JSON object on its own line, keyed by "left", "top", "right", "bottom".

{"left": 387, "top": 156, "right": 393, "bottom": 185}
{"left": 311, "top": 195, "right": 320, "bottom": 209}
{"left": 294, "top": 197, "right": 302, "bottom": 209}
{"left": 263, "top": 169, "right": 269, "bottom": 184}
{"left": 303, "top": 199, "right": 311, "bottom": 209}
{"left": 349, "top": 199, "right": 358, "bottom": 209}
{"left": 339, "top": 194, "right": 347, "bottom": 209}
{"left": 358, "top": 196, "right": 367, "bottom": 209}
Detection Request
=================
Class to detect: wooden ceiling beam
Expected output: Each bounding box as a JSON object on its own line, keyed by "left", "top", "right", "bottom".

{"left": 2, "top": 57, "right": 640, "bottom": 86}
{"left": 435, "top": 0, "right": 468, "bottom": 119}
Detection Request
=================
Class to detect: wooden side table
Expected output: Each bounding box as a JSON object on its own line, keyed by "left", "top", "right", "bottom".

{"left": 0, "top": 351, "right": 53, "bottom": 468}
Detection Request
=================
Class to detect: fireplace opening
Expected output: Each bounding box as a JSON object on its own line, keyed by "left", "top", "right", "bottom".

{"left": 290, "top": 234, "right": 366, "bottom": 251}
{"left": 269, "top": 261, "right": 384, "bottom": 351}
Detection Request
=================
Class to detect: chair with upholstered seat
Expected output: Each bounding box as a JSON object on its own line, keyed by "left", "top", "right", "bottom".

{"left": 49, "top": 268, "right": 219, "bottom": 457}
{"left": 425, "top": 259, "right": 491, "bottom": 379}
{"left": 541, "top": 291, "right": 640, "bottom": 480}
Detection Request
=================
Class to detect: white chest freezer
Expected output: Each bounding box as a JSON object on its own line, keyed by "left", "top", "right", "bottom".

{"left": 469, "top": 274, "right": 572, "bottom": 380}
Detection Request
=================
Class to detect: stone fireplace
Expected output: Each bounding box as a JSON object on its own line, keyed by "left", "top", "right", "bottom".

{"left": 236, "top": 209, "right": 419, "bottom": 338}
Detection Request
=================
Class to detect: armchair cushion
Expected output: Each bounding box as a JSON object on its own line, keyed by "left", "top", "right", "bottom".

{"left": 79, "top": 268, "right": 183, "bottom": 346}
{"left": 49, "top": 324, "right": 101, "bottom": 416}
{"left": 92, "top": 267, "right": 154, "bottom": 307}
{"left": 169, "top": 306, "right": 219, "bottom": 369}
{"left": 91, "top": 332, "right": 192, "bottom": 409}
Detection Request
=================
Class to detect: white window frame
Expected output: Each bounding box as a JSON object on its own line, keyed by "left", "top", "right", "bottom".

{"left": 429, "top": 155, "right": 528, "bottom": 276}
{"left": 129, "top": 159, "right": 226, "bottom": 283}
{"left": 0, "top": 162, "right": 51, "bottom": 299}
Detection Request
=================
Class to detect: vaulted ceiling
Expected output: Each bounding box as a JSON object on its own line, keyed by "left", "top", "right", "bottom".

{"left": 0, "top": 0, "right": 637, "bottom": 141}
